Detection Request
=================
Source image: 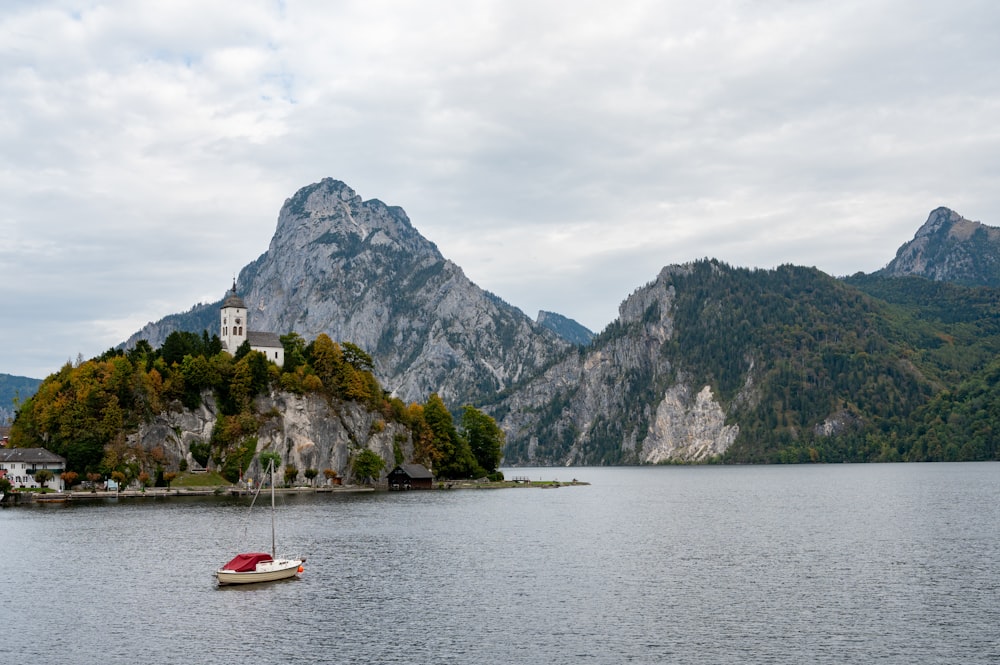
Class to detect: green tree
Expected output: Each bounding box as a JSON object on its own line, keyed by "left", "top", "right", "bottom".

{"left": 460, "top": 405, "right": 505, "bottom": 474}
{"left": 258, "top": 451, "right": 281, "bottom": 485}
{"left": 233, "top": 339, "right": 252, "bottom": 362}
{"left": 425, "top": 394, "right": 478, "bottom": 479}
{"left": 244, "top": 351, "right": 271, "bottom": 395}
{"left": 304, "top": 468, "right": 319, "bottom": 486}
{"left": 160, "top": 331, "right": 205, "bottom": 366}
{"left": 281, "top": 332, "right": 308, "bottom": 373}
{"left": 228, "top": 360, "right": 254, "bottom": 411}
{"left": 352, "top": 449, "right": 385, "bottom": 485}
{"left": 342, "top": 342, "right": 374, "bottom": 373}
{"left": 190, "top": 441, "right": 210, "bottom": 468}
{"left": 283, "top": 465, "right": 299, "bottom": 486}
{"left": 33, "top": 469, "right": 54, "bottom": 489}
{"left": 126, "top": 339, "right": 154, "bottom": 370}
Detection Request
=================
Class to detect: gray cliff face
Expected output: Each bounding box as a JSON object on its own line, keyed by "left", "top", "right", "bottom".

{"left": 644, "top": 384, "right": 738, "bottom": 463}
{"left": 130, "top": 390, "right": 410, "bottom": 479}
{"left": 879, "top": 207, "right": 1000, "bottom": 286}
{"left": 499, "top": 263, "right": 744, "bottom": 464}
{"left": 243, "top": 179, "right": 571, "bottom": 404}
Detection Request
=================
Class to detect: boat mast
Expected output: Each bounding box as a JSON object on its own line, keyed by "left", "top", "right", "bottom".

{"left": 269, "top": 459, "right": 277, "bottom": 557}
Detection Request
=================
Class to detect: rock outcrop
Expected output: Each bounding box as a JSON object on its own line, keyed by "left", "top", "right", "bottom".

{"left": 878, "top": 207, "right": 1000, "bottom": 286}
{"left": 498, "top": 263, "right": 745, "bottom": 464}
{"left": 129, "top": 390, "right": 410, "bottom": 479}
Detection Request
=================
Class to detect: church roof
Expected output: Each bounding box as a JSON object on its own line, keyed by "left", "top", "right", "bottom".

{"left": 221, "top": 280, "right": 246, "bottom": 310}
{"left": 247, "top": 331, "right": 282, "bottom": 349}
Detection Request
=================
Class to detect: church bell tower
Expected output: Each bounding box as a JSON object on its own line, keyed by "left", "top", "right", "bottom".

{"left": 220, "top": 280, "right": 248, "bottom": 353}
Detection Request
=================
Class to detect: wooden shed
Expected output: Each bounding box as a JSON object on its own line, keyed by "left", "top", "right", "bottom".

{"left": 387, "top": 463, "right": 434, "bottom": 490}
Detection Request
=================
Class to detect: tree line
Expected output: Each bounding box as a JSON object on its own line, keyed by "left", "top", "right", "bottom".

{"left": 9, "top": 330, "right": 504, "bottom": 487}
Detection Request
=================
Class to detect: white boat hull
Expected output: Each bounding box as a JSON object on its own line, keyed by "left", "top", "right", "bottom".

{"left": 216, "top": 558, "right": 305, "bottom": 586}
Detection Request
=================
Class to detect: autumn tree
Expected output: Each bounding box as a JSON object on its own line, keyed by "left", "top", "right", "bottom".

{"left": 405, "top": 402, "right": 438, "bottom": 470}
{"left": 309, "top": 334, "right": 342, "bottom": 390}
{"left": 60, "top": 471, "right": 79, "bottom": 491}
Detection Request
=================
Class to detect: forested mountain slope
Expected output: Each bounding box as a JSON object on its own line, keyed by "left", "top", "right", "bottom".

{"left": 497, "top": 260, "right": 1000, "bottom": 465}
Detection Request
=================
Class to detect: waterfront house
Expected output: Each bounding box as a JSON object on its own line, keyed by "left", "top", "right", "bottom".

{"left": 387, "top": 463, "right": 434, "bottom": 490}
{"left": 0, "top": 447, "right": 67, "bottom": 491}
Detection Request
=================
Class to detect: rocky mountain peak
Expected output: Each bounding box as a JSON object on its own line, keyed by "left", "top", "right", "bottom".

{"left": 273, "top": 178, "right": 433, "bottom": 258}
{"left": 913, "top": 206, "right": 965, "bottom": 239}
{"left": 878, "top": 207, "right": 1000, "bottom": 287}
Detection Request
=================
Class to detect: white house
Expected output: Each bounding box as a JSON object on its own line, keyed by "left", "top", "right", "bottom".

{"left": 220, "top": 282, "right": 284, "bottom": 366}
{"left": 0, "top": 447, "right": 67, "bottom": 491}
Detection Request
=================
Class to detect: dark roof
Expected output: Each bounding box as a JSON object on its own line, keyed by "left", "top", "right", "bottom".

{"left": 221, "top": 281, "right": 247, "bottom": 310}
{"left": 0, "top": 447, "right": 66, "bottom": 464}
{"left": 247, "top": 331, "right": 282, "bottom": 349}
{"left": 222, "top": 292, "right": 246, "bottom": 309}
{"left": 390, "top": 464, "right": 433, "bottom": 479}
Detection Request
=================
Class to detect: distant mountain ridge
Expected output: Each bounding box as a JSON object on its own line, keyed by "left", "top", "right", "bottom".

{"left": 0, "top": 374, "right": 42, "bottom": 426}
{"left": 536, "top": 311, "right": 594, "bottom": 345}
{"left": 877, "top": 206, "right": 1000, "bottom": 286}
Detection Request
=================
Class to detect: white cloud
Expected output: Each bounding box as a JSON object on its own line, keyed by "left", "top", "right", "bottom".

{"left": 1, "top": 0, "right": 998, "bottom": 377}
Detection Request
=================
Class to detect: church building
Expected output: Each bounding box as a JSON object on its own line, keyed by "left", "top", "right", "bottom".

{"left": 220, "top": 282, "right": 285, "bottom": 366}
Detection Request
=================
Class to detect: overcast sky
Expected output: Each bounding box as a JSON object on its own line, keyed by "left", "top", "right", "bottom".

{"left": 2, "top": 1, "right": 998, "bottom": 380}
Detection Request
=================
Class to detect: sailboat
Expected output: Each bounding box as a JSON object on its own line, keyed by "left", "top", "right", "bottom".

{"left": 216, "top": 459, "right": 306, "bottom": 586}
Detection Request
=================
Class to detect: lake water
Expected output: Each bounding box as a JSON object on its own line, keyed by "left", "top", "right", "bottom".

{"left": 2, "top": 464, "right": 998, "bottom": 664}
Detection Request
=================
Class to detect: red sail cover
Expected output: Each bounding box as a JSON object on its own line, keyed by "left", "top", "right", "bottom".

{"left": 222, "top": 552, "right": 273, "bottom": 572}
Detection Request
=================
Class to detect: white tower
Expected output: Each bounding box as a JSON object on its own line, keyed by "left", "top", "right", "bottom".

{"left": 220, "top": 280, "right": 248, "bottom": 354}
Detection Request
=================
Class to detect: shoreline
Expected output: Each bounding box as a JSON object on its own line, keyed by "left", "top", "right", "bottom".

{"left": 1, "top": 478, "right": 588, "bottom": 505}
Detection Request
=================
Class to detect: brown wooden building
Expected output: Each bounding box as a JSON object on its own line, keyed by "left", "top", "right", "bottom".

{"left": 387, "top": 463, "right": 433, "bottom": 490}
